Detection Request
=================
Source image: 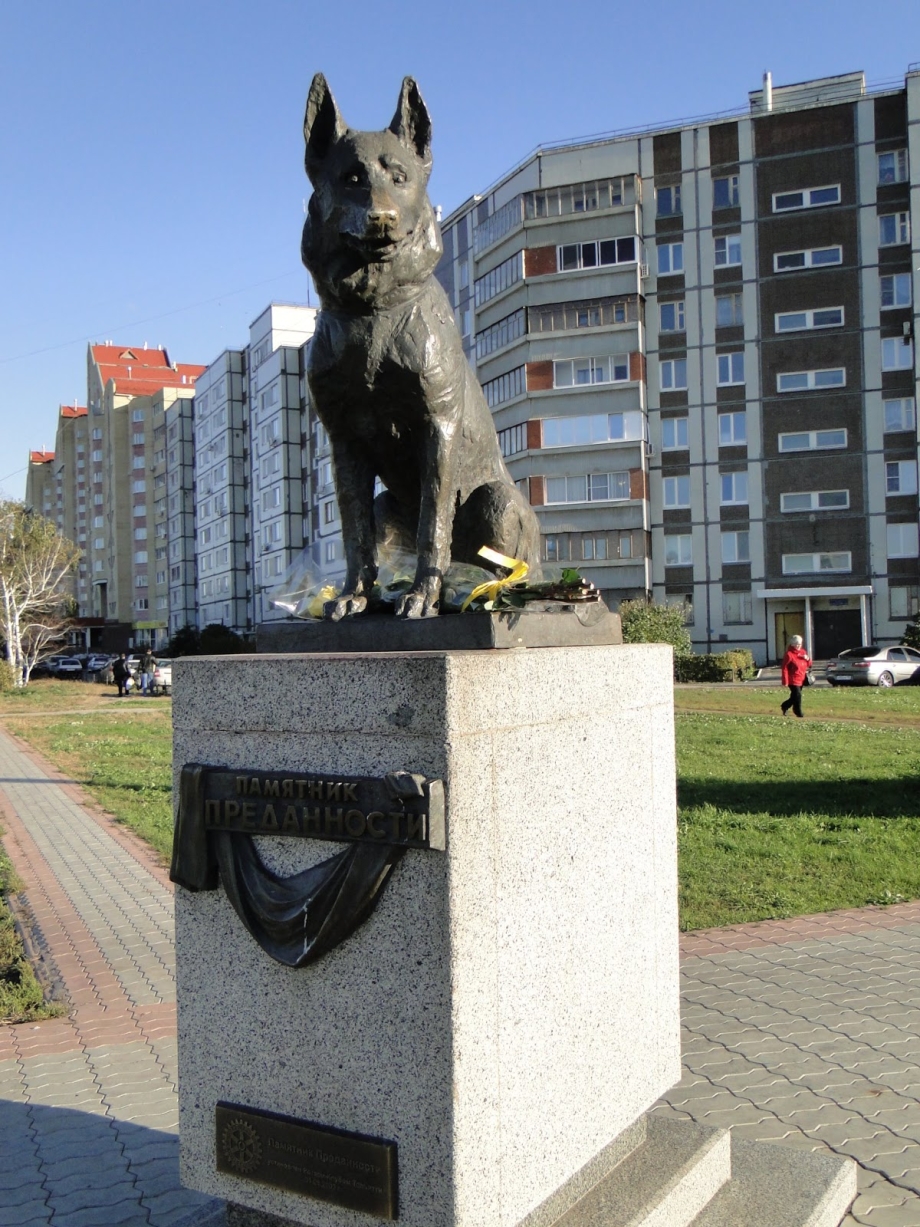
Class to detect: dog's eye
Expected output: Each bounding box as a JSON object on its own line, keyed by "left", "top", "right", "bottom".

{"left": 392, "top": 170, "right": 407, "bottom": 185}
{"left": 344, "top": 171, "right": 361, "bottom": 184}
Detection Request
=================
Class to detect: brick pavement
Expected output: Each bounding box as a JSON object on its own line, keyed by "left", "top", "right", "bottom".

{"left": 0, "top": 727, "right": 218, "bottom": 1227}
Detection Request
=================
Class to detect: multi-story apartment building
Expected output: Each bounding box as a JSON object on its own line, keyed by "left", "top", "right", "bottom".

{"left": 24, "top": 450, "right": 56, "bottom": 523}
{"left": 438, "top": 67, "right": 920, "bottom": 663}
{"left": 86, "top": 344, "right": 205, "bottom": 648}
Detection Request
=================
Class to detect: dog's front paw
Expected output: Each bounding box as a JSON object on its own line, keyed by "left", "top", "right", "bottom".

{"left": 395, "top": 583, "right": 439, "bottom": 619}
{"left": 323, "top": 593, "right": 368, "bottom": 621}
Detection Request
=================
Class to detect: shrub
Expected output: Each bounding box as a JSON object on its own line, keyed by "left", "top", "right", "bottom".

{"left": 618, "top": 600, "right": 692, "bottom": 658}
{"left": 199, "top": 623, "right": 247, "bottom": 655}
{"left": 901, "top": 620, "right": 920, "bottom": 651}
{"left": 0, "top": 660, "right": 17, "bottom": 692}
{"left": 675, "top": 650, "right": 756, "bottom": 683}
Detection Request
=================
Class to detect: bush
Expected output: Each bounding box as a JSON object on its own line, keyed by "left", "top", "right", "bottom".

{"left": 619, "top": 600, "right": 692, "bottom": 658}
{"left": 0, "top": 660, "right": 17, "bottom": 692}
{"left": 165, "top": 624, "right": 201, "bottom": 657}
{"left": 901, "top": 620, "right": 920, "bottom": 651}
{"left": 199, "top": 623, "right": 247, "bottom": 655}
{"left": 676, "top": 650, "right": 756, "bottom": 683}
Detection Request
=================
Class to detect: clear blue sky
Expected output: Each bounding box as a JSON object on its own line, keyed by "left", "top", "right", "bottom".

{"left": 1, "top": 0, "right": 916, "bottom": 500}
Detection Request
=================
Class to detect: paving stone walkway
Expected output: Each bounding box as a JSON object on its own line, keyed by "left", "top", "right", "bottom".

{"left": 2, "top": 722, "right": 920, "bottom": 1226}
{"left": 0, "top": 726, "right": 218, "bottom": 1227}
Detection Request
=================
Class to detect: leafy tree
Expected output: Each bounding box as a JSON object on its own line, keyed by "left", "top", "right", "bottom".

{"left": 618, "top": 599, "right": 692, "bottom": 658}
{"left": 199, "top": 623, "right": 247, "bottom": 655}
{"left": 901, "top": 620, "right": 920, "bottom": 651}
{"left": 166, "top": 624, "right": 202, "bottom": 657}
{"left": 0, "top": 502, "right": 80, "bottom": 686}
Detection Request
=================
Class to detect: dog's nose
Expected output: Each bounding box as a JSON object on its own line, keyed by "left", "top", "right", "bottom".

{"left": 366, "top": 208, "right": 397, "bottom": 232}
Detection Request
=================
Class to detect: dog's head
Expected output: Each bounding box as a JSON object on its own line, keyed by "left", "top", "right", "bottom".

{"left": 301, "top": 74, "right": 443, "bottom": 312}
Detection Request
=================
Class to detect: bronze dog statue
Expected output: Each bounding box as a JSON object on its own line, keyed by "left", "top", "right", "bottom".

{"left": 301, "top": 74, "right": 540, "bottom": 619}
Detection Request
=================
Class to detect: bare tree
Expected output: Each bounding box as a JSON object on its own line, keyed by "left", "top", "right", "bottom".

{"left": 0, "top": 501, "right": 81, "bottom": 686}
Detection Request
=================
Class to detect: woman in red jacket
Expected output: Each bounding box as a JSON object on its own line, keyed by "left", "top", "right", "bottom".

{"left": 781, "top": 634, "right": 812, "bottom": 718}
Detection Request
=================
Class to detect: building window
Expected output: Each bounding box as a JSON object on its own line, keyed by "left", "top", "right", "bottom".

{"left": 723, "top": 591, "right": 753, "bottom": 623}
{"left": 558, "top": 236, "right": 637, "bottom": 272}
{"left": 543, "top": 536, "right": 569, "bottom": 562}
{"left": 776, "top": 368, "right": 845, "bottom": 392}
{"left": 618, "top": 533, "right": 633, "bottom": 559}
{"left": 93, "top": 515, "right": 103, "bottom": 527}
{"left": 714, "top": 234, "right": 742, "bottom": 267}
{"left": 774, "top": 246, "right": 842, "bottom": 272}
{"left": 323, "top": 501, "right": 338, "bottom": 524}
{"left": 132, "top": 409, "right": 145, "bottom": 422}
{"left": 880, "top": 274, "right": 912, "bottom": 310}
{"left": 475, "top": 309, "right": 525, "bottom": 360}
{"left": 782, "top": 552, "right": 852, "bottom": 574}
{"left": 879, "top": 213, "right": 910, "bottom": 246}
{"left": 529, "top": 296, "right": 637, "bottom": 334}
{"left": 890, "top": 585, "right": 920, "bottom": 619}
{"left": 660, "top": 358, "right": 688, "bottom": 390}
{"left": 553, "top": 356, "right": 629, "bottom": 387}
{"left": 663, "top": 475, "right": 691, "bottom": 508}
{"left": 886, "top": 461, "right": 918, "bottom": 496}
{"left": 93, "top": 537, "right": 104, "bottom": 549}
{"left": 778, "top": 428, "right": 847, "bottom": 452}
{"left": 720, "top": 471, "right": 748, "bottom": 505}
{"left": 542, "top": 411, "right": 643, "bottom": 447}
{"left": 884, "top": 398, "right": 916, "bottom": 432}
{"left": 775, "top": 307, "right": 844, "bottom": 332}
{"left": 545, "top": 472, "right": 630, "bottom": 504}
{"left": 772, "top": 185, "right": 840, "bottom": 212}
{"left": 92, "top": 428, "right": 102, "bottom": 440}
{"left": 524, "top": 177, "right": 630, "bottom": 221}
{"left": 718, "top": 411, "right": 746, "bottom": 445}
{"left": 657, "top": 243, "right": 683, "bottom": 275}
{"left": 132, "top": 455, "right": 145, "bottom": 469}
{"left": 656, "top": 185, "right": 681, "bottom": 216}
{"left": 664, "top": 534, "right": 692, "bottom": 566}
{"left": 780, "top": 490, "right": 850, "bottom": 512}
{"left": 473, "top": 252, "right": 522, "bottom": 307}
{"left": 581, "top": 536, "right": 608, "bottom": 561}
{"left": 261, "top": 486, "right": 282, "bottom": 512}
{"left": 135, "top": 598, "right": 149, "bottom": 611}
{"left": 721, "top": 530, "right": 750, "bottom": 564}
{"left": 135, "top": 574, "right": 149, "bottom": 587}
{"left": 324, "top": 540, "right": 338, "bottom": 563}
{"left": 881, "top": 338, "right": 914, "bottom": 372}
{"left": 888, "top": 523, "right": 919, "bottom": 558}
{"left": 712, "top": 175, "right": 739, "bottom": 208}
{"left": 715, "top": 293, "right": 743, "bottom": 327}
{"left": 661, "top": 418, "right": 689, "bottom": 449}
{"left": 665, "top": 593, "right": 694, "bottom": 624}
{"left": 483, "top": 366, "right": 526, "bottom": 407}
{"left": 716, "top": 351, "right": 745, "bottom": 386}
{"left": 134, "top": 526, "right": 147, "bottom": 540}
{"left": 659, "top": 301, "right": 685, "bottom": 332}
{"left": 497, "top": 423, "right": 527, "bottom": 457}
{"left": 878, "top": 149, "right": 908, "bottom": 185}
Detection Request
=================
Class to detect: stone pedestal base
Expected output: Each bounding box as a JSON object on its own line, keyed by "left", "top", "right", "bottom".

{"left": 172, "top": 646, "right": 681, "bottom": 1227}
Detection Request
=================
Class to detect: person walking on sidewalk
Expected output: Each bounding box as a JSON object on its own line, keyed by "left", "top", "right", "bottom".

{"left": 112, "top": 653, "right": 129, "bottom": 698}
{"left": 138, "top": 648, "right": 156, "bottom": 696}
{"left": 781, "top": 634, "right": 811, "bottom": 719}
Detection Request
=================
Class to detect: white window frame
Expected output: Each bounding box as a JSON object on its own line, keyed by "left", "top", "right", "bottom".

{"left": 772, "top": 185, "right": 841, "bottom": 212}
{"left": 722, "top": 591, "right": 753, "bottom": 624}
{"left": 878, "top": 149, "right": 908, "bottom": 185}
{"left": 887, "top": 522, "right": 919, "bottom": 559}
{"left": 659, "top": 300, "right": 685, "bottom": 332}
{"left": 774, "top": 246, "right": 842, "bottom": 272}
{"left": 715, "top": 293, "right": 743, "bottom": 327}
{"left": 660, "top": 358, "right": 687, "bottom": 390}
{"left": 881, "top": 337, "right": 914, "bottom": 372}
{"left": 656, "top": 184, "right": 682, "bottom": 217}
{"left": 657, "top": 243, "right": 684, "bottom": 276}
{"left": 782, "top": 552, "right": 852, "bottom": 575}
{"left": 780, "top": 490, "right": 850, "bottom": 512}
{"left": 718, "top": 411, "right": 747, "bottom": 445}
{"left": 890, "top": 585, "right": 920, "bottom": 619}
{"left": 720, "top": 471, "right": 748, "bottom": 505}
{"left": 664, "top": 533, "right": 692, "bottom": 566}
{"left": 776, "top": 368, "right": 846, "bottom": 393}
{"left": 714, "top": 233, "right": 742, "bottom": 267}
{"left": 721, "top": 530, "right": 750, "bottom": 564}
{"left": 552, "top": 356, "right": 630, "bottom": 388}
{"left": 886, "top": 461, "right": 918, "bottom": 496}
{"left": 879, "top": 212, "right": 910, "bottom": 247}
{"left": 778, "top": 428, "right": 847, "bottom": 453}
{"left": 716, "top": 351, "right": 745, "bottom": 386}
{"left": 557, "top": 236, "right": 637, "bottom": 273}
{"left": 712, "top": 175, "right": 740, "bottom": 208}
{"left": 880, "top": 274, "right": 912, "bottom": 310}
{"left": 542, "top": 412, "right": 643, "bottom": 448}
{"left": 883, "top": 397, "right": 916, "bottom": 433}
{"left": 661, "top": 417, "right": 689, "bottom": 450}
{"left": 775, "top": 307, "right": 844, "bottom": 332}
{"left": 544, "top": 472, "right": 631, "bottom": 505}
{"left": 663, "top": 475, "right": 691, "bottom": 508}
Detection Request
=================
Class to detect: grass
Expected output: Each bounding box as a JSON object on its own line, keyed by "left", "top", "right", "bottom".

{"left": 0, "top": 677, "right": 168, "bottom": 715}
{"left": 0, "top": 832, "right": 65, "bottom": 1022}
{"left": 675, "top": 682, "right": 920, "bottom": 725}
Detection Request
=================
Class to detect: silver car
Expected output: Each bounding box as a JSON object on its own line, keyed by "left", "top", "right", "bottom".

{"left": 826, "top": 645, "right": 920, "bottom": 687}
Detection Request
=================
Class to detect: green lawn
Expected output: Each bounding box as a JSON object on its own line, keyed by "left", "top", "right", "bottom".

{"left": 675, "top": 682, "right": 920, "bottom": 725}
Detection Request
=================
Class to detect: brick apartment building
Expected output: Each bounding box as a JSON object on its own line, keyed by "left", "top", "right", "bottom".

{"left": 437, "top": 68, "right": 920, "bottom": 663}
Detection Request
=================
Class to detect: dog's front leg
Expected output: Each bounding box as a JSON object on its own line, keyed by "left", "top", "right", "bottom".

{"left": 396, "top": 421, "right": 457, "bottom": 619}
{"left": 324, "top": 441, "right": 377, "bottom": 620}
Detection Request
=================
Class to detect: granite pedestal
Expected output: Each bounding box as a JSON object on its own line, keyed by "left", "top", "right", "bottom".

{"left": 172, "top": 645, "right": 682, "bottom": 1227}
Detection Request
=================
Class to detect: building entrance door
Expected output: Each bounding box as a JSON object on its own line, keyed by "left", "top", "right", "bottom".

{"left": 812, "top": 609, "right": 862, "bottom": 660}
{"left": 774, "top": 611, "right": 805, "bottom": 663}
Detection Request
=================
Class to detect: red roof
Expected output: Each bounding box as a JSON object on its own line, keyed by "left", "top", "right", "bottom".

{"left": 30, "top": 450, "right": 54, "bottom": 464}
{"left": 60, "top": 404, "right": 87, "bottom": 418}
{"left": 90, "top": 345, "right": 206, "bottom": 396}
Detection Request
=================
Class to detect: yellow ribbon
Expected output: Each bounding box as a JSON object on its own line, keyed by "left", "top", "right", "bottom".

{"left": 306, "top": 585, "right": 338, "bottom": 619}
{"left": 461, "top": 546, "right": 529, "bottom": 611}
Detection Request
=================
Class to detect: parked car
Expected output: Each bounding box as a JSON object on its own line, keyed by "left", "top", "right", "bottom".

{"left": 826, "top": 645, "right": 920, "bottom": 687}
{"left": 50, "top": 656, "right": 84, "bottom": 678}
{"left": 86, "top": 653, "right": 113, "bottom": 673}
{"left": 152, "top": 661, "right": 172, "bottom": 696}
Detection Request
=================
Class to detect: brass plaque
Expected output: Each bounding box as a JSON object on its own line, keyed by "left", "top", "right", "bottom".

{"left": 216, "top": 1102, "right": 398, "bottom": 1218}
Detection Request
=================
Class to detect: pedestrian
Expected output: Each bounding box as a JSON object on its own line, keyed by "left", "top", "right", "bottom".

{"left": 781, "top": 634, "right": 812, "bottom": 719}
{"left": 138, "top": 648, "right": 156, "bottom": 696}
{"left": 112, "top": 653, "right": 129, "bottom": 698}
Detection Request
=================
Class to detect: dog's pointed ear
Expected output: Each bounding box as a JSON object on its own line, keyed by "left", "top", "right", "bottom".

{"left": 389, "top": 77, "right": 433, "bottom": 169}
{"left": 304, "top": 73, "right": 345, "bottom": 177}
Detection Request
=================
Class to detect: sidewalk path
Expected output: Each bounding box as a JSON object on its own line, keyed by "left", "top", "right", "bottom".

{"left": 3, "top": 724, "right": 920, "bottom": 1226}
{"left": 0, "top": 726, "right": 218, "bottom": 1227}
